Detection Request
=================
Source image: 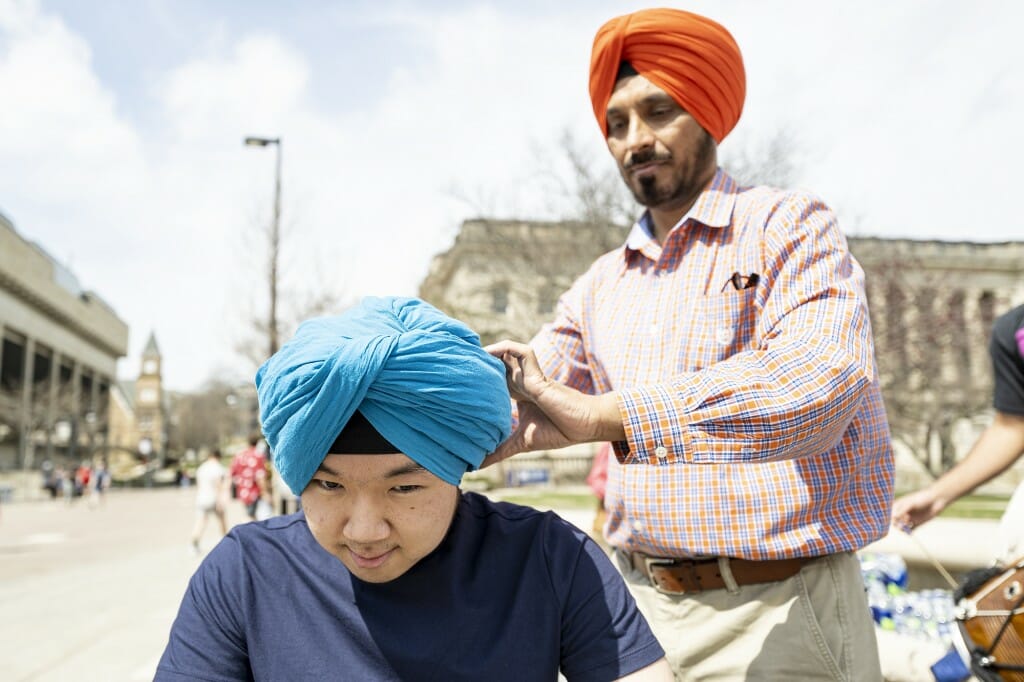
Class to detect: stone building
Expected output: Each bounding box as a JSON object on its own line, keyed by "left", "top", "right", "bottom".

{"left": 0, "top": 211, "right": 128, "bottom": 473}
{"left": 851, "top": 238, "right": 1024, "bottom": 488}
{"left": 420, "top": 219, "right": 1024, "bottom": 492}
{"left": 419, "top": 219, "right": 628, "bottom": 345}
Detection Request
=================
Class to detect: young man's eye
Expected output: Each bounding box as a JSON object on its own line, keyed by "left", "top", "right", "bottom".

{"left": 316, "top": 479, "right": 342, "bottom": 491}
{"left": 392, "top": 485, "right": 422, "bottom": 494}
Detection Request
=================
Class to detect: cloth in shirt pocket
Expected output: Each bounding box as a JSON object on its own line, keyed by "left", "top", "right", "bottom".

{"left": 687, "top": 287, "right": 760, "bottom": 367}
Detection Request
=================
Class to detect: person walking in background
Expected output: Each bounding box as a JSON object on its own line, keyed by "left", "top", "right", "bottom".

{"left": 191, "top": 449, "right": 229, "bottom": 554}
{"left": 55, "top": 464, "right": 71, "bottom": 501}
{"left": 586, "top": 442, "right": 611, "bottom": 540}
{"left": 56, "top": 465, "right": 73, "bottom": 504}
{"left": 270, "top": 460, "right": 299, "bottom": 515}
{"left": 156, "top": 297, "right": 671, "bottom": 681}
{"left": 484, "top": 8, "right": 893, "bottom": 679}
{"left": 229, "top": 435, "right": 270, "bottom": 521}
{"left": 74, "top": 460, "right": 92, "bottom": 501}
{"left": 88, "top": 458, "right": 111, "bottom": 508}
{"left": 893, "top": 302, "right": 1024, "bottom": 563}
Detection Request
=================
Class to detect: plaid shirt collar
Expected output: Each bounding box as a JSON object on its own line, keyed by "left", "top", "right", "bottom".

{"left": 624, "top": 167, "right": 738, "bottom": 253}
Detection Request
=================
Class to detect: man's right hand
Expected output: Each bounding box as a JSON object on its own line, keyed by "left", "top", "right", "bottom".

{"left": 482, "top": 401, "right": 575, "bottom": 468}
{"left": 482, "top": 340, "right": 626, "bottom": 468}
{"left": 890, "top": 487, "right": 946, "bottom": 532}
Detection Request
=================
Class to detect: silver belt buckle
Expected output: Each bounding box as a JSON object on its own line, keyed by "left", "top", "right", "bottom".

{"left": 643, "top": 555, "right": 678, "bottom": 593}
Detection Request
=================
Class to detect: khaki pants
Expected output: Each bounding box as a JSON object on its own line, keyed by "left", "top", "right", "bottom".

{"left": 615, "top": 550, "right": 882, "bottom": 681}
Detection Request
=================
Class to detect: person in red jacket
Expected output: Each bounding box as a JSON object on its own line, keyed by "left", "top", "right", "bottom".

{"left": 229, "top": 435, "right": 270, "bottom": 520}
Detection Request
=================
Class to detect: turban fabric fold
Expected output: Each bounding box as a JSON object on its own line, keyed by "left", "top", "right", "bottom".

{"left": 256, "top": 297, "right": 512, "bottom": 494}
{"left": 589, "top": 8, "right": 746, "bottom": 143}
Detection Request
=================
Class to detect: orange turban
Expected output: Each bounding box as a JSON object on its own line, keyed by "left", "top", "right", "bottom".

{"left": 589, "top": 8, "right": 746, "bottom": 143}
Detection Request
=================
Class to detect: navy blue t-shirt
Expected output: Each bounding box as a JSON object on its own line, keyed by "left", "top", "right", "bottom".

{"left": 156, "top": 492, "right": 663, "bottom": 681}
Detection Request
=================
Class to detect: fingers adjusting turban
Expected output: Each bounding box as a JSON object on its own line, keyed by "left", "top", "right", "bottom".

{"left": 256, "top": 297, "right": 512, "bottom": 493}
{"left": 589, "top": 8, "right": 746, "bottom": 143}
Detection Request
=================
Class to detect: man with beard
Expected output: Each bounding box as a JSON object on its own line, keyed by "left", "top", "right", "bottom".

{"left": 485, "top": 8, "right": 893, "bottom": 680}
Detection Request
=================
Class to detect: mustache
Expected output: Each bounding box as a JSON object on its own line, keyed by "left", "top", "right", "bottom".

{"left": 624, "top": 148, "right": 671, "bottom": 169}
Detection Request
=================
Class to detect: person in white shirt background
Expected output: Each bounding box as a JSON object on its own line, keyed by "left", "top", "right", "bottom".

{"left": 191, "top": 449, "right": 229, "bottom": 554}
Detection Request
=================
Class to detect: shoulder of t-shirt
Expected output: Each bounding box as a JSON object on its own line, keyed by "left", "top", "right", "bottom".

{"left": 197, "top": 513, "right": 305, "bottom": 568}
{"left": 221, "top": 512, "right": 308, "bottom": 548}
{"left": 195, "top": 513, "right": 312, "bottom": 591}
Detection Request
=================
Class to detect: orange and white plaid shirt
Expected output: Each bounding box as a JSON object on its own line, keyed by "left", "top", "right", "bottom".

{"left": 532, "top": 168, "right": 894, "bottom": 560}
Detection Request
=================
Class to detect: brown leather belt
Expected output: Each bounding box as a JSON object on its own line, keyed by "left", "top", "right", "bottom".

{"left": 625, "top": 550, "right": 815, "bottom": 595}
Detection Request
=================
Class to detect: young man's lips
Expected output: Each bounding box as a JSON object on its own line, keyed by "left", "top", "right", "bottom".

{"left": 348, "top": 548, "right": 394, "bottom": 568}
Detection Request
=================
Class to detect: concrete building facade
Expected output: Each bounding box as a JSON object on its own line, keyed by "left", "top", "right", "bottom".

{"left": 0, "top": 211, "right": 128, "bottom": 472}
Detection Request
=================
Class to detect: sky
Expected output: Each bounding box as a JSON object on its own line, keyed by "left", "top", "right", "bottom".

{"left": 1, "top": 0, "right": 1021, "bottom": 392}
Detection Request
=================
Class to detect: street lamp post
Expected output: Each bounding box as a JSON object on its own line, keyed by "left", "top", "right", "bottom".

{"left": 244, "top": 136, "right": 282, "bottom": 358}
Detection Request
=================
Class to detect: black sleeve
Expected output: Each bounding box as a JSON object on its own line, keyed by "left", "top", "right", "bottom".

{"left": 990, "top": 304, "right": 1024, "bottom": 416}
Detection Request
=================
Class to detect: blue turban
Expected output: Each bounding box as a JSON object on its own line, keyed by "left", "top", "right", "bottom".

{"left": 255, "top": 297, "right": 512, "bottom": 494}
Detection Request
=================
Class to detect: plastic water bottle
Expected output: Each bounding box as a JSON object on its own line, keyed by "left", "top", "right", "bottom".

{"left": 867, "top": 579, "right": 895, "bottom": 630}
{"left": 876, "top": 553, "right": 909, "bottom": 590}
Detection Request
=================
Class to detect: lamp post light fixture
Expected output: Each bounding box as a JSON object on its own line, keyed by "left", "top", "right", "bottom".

{"left": 244, "top": 135, "right": 283, "bottom": 358}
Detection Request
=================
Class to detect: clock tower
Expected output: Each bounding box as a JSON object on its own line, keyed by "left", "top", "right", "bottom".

{"left": 135, "top": 332, "right": 165, "bottom": 458}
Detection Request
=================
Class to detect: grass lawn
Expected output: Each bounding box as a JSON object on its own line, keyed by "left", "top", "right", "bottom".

{"left": 488, "top": 488, "right": 598, "bottom": 511}
{"left": 937, "top": 493, "right": 1011, "bottom": 520}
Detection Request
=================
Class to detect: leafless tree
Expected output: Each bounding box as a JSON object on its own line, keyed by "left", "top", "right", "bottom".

{"left": 855, "top": 241, "right": 996, "bottom": 477}
{"left": 536, "top": 126, "right": 801, "bottom": 231}
{"left": 234, "top": 207, "right": 351, "bottom": 369}
{"left": 170, "top": 379, "right": 238, "bottom": 453}
{"left": 544, "top": 130, "right": 639, "bottom": 228}
{"left": 719, "top": 126, "right": 799, "bottom": 189}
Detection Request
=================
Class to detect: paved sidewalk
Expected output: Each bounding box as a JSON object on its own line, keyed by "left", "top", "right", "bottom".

{"left": 0, "top": 487, "right": 251, "bottom": 682}
{"left": 0, "top": 487, "right": 598, "bottom": 681}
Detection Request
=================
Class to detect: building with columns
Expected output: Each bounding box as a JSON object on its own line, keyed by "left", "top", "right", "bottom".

{"left": 0, "top": 211, "right": 129, "bottom": 471}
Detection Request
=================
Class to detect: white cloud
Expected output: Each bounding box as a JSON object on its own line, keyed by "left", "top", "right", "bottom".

{"left": 0, "top": 0, "right": 146, "bottom": 218}
{"left": 1, "top": 0, "right": 1022, "bottom": 391}
{"left": 158, "top": 35, "right": 309, "bottom": 144}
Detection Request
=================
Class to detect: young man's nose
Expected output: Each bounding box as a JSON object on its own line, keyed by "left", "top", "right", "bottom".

{"left": 343, "top": 503, "right": 390, "bottom": 544}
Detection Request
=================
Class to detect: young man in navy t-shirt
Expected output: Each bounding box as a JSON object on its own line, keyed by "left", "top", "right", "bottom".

{"left": 156, "top": 298, "right": 669, "bottom": 682}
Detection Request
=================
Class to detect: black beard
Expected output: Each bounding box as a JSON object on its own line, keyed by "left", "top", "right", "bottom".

{"left": 635, "top": 175, "right": 662, "bottom": 205}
